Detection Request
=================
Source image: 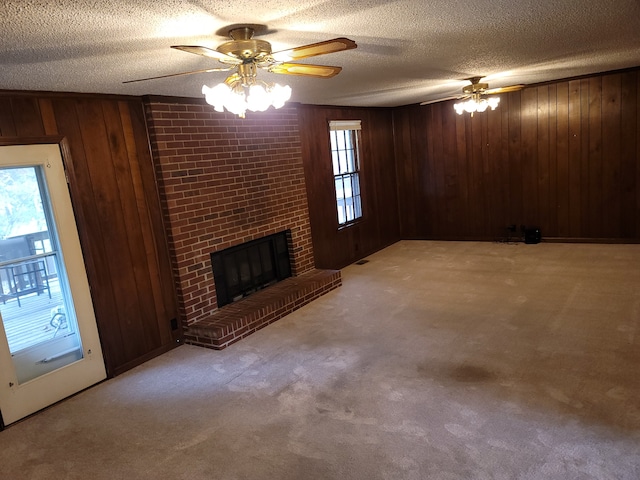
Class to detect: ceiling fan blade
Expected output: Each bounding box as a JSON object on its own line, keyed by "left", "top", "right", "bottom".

{"left": 270, "top": 38, "right": 357, "bottom": 62}
{"left": 419, "top": 95, "right": 461, "bottom": 106}
{"left": 268, "top": 63, "right": 342, "bottom": 78}
{"left": 123, "top": 66, "right": 234, "bottom": 84}
{"left": 171, "top": 45, "right": 242, "bottom": 65}
{"left": 485, "top": 84, "right": 525, "bottom": 94}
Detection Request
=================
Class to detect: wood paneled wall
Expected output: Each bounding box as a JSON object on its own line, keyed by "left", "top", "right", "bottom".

{"left": 0, "top": 92, "right": 178, "bottom": 376}
{"left": 298, "top": 105, "right": 400, "bottom": 269}
{"left": 394, "top": 69, "right": 640, "bottom": 241}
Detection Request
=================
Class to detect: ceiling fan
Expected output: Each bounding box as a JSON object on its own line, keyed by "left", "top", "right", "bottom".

{"left": 125, "top": 25, "right": 357, "bottom": 83}
{"left": 124, "top": 24, "right": 357, "bottom": 117}
{"left": 421, "top": 76, "right": 524, "bottom": 115}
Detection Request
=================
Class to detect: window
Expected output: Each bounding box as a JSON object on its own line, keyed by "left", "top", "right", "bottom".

{"left": 329, "top": 120, "right": 362, "bottom": 226}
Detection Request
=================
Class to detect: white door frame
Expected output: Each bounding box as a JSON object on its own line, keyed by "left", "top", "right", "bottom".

{"left": 0, "top": 143, "right": 106, "bottom": 427}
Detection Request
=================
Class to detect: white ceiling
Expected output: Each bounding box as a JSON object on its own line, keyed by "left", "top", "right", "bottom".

{"left": 2, "top": 0, "right": 640, "bottom": 107}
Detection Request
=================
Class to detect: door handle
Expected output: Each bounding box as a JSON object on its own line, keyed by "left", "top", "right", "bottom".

{"left": 37, "top": 347, "right": 81, "bottom": 364}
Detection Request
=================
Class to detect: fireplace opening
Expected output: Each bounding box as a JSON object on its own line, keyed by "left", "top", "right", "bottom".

{"left": 211, "top": 231, "right": 292, "bottom": 308}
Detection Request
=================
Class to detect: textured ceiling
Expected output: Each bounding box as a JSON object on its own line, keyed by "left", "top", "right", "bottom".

{"left": 2, "top": 0, "right": 640, "bottom": 107}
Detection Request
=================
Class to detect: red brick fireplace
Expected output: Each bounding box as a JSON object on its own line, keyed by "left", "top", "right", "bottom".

{"left": 144, "top": 97, "right": 340, "bottom": 348}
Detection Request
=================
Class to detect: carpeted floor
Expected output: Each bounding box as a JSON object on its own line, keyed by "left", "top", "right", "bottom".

{"left": 1, "top": 240, "right": 639, "bottom": 479}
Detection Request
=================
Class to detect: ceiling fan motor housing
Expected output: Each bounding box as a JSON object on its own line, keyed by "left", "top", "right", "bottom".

{"left": 463, "top": 81, "right": 489, "bottom": 95}
{"left": 217, "top": 39, "right": 272, "bottom": 60}
{"left": 217, "top": 27, "right": 272, "bottom": 62}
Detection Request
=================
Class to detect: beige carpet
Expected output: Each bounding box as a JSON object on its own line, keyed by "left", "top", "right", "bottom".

{"left": 1, "top": 240, "right": 639, "bottom": 479}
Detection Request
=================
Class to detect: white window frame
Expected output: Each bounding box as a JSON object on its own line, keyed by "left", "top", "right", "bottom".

{"left": 329, "top": 120, "right": 363, "bottom": 227}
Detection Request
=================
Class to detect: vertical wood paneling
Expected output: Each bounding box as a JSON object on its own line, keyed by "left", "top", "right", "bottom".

{"left": 619, "top": 72, "right": 637, "bottom": 238}
{"left": 298, "top": 107, "right": 341, "bottom": 266}
{"left": 579, "top": 79, "right": 591, "bottom": 236}
{"left": 568, "top": 80, "right": 582, "bottom": 236}
{"left": 393, "top": 107, "right": 418, "bottom": 237}
{"left": 423, "top": 106, "right": 436, "bottom": 236}
{"left": 521, "top": 87, "right": 538, "bottom": 227}
{"left": 442, "top": 104, "right": 458, "bottom": 230}
{"left": 637, "top": 72, "right": 640, "bottom": 237}
{"left": 368, "top": 109, "right": 400, "bottom": 248}
{"left": 11, "top": 97, "right": 45, "bottom": 137}
{"left": 487, "top": 101, "right": 505, "bottom": 231}
{"left": 499, "top": 95, "right": 511, "bottom": 230}
{"left": 0, "top": 98, "right": 17, "bottom": 136}
{"left": 38, "top": 98, "right": 58, "bottom": 135}
{"left": 76, "top": 99, "right": 150, "bottom": 362}
{"left": 49, "top": 97, "right": 126, "bottom": 369}
{"left": 508, "top": 92, "right": 523, "bottom": 231}
{"left": 556, "top": 82, "right": 570, "bottom": 236}
{"left": 415, "top": 108, "right": 430, "bottom": 237}
{"left": 547, "top": 84, "right": 559, "bottom": 235}
{"left": 479, "top": 113, "right": 491, "bottom": 237}
{"left": 430, "top": 104, "right": 446, "bottom": 233}
{"left": 102, "top": 100, "right": 161, "bottom": 351}
{"left": 602, "top": 74, "right": 622, "bottom": 237}
{"left": 299, "top": 105, "right": 399, "bottom": 269}
{"left": 537, "top": 85, "right": 551, "bottom": 234}
{"left": 588, "top": 77, "right": 603, "bottom": 236}
{"left": 455, "top": 111, "right": 470, "bottom": 234}
{"left": 119, "top": 100, "right": 173, "bottom": 346}
{"left": 469, "top": 115, "right": 486, "bottom": 234}
{"left": 393, "top": 68, "right": 640, "bottom": 241}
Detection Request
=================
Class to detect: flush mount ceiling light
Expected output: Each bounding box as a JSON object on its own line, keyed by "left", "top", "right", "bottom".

{"left": 125, "top": 25, "right": 357, "bottom": 118}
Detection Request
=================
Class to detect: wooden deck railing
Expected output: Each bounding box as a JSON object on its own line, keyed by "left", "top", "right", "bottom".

{"left": 0, "top": 279, "right": 65, "bottom": 353}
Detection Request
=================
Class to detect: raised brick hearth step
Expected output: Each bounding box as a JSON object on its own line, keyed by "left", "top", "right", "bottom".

{"left": 183, "top": 269, "right": 341, "bottom": 350}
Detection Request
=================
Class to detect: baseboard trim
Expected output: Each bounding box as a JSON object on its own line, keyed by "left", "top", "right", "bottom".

{"left": 109, "top": 341, "right": 181, "bottom": 377}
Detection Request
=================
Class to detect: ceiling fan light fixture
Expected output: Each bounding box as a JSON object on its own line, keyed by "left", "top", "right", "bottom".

{"left": 247, "top": 84, "right": 271, "bottom": 112}
{"left": 202, "top": 79, "right": 292, "bottom": 118}
{"left": 270, "top": 83, "right": 293, "bottom": 109}
{"left": 454, "top": 95, "right": 500, "bottom": 116}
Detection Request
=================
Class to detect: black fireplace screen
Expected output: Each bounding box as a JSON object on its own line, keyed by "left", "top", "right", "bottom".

{"left": 211, "top": 231, "right": 292, "bottom": 307}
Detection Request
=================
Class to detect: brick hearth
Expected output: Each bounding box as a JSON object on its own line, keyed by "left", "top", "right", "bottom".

{"left": 183, "top": 268, "right": 341, "bottom": 350}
